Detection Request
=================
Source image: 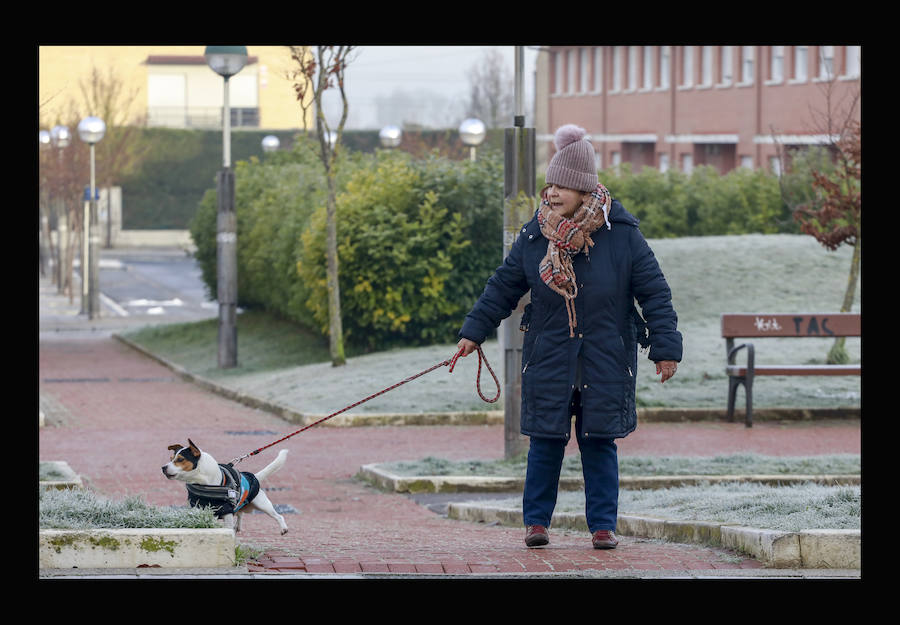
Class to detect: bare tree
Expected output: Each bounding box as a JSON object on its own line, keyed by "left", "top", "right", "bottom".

{"left": 40, "top": 103, "right": 91, "bottom": 302}
{"left": 78, "top": 65, "right": 152, "bottom": 246}
{"left": 287, "top": 45, "right": 357, "bottom": 366}
{"left": 464, "top": 49, "right": 514, "bottom": 128}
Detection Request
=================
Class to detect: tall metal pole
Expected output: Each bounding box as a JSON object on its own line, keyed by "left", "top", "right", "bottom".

{"left": 87, "top": 144, "right": 100, "bottom": 318}
{"left": 501, "top": 46, "right": 535, "bottom": 459}
{"left": 217, "top": 75, "right": 238, "bottom": 368}
{"left": 87, "top": 143, "right": 100, "bottom": 319}
{"left": 81, "top": 162, "right": 90, "bottom": 316}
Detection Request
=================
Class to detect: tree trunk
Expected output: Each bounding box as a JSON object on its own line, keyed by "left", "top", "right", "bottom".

{"left": 827, "top": 234, "right": 861, "bottom": 364}
{"left": 325, "top": 171, "right": 346, "bottom": 367}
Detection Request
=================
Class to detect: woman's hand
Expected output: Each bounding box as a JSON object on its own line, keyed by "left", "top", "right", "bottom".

{"left": 656, "top": 360, "right": 678, "bottom": 383}
{"left": 456, "top": 338, "right": 479, "bottom": 357}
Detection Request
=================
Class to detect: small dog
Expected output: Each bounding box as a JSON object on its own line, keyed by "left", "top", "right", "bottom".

{"left": 162, "top": 439, "right": 289, "bottom": 535}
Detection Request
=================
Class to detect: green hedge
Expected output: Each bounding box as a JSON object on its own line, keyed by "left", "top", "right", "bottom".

{"left": 591, "top": 163, "right": 796, "bottom": 238}
{"left": 191, "top": 140, "right": 811, "bottom": 351}
{"left": 117, "top": 127, "right": 506, "bottom": 230}
{"left": 190, "top": 138, "right": 506, "bottom": 350}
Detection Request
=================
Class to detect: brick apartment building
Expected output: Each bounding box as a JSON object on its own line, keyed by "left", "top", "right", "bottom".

{"left": 533, "top": 45, "right": 861, "bottom": 176}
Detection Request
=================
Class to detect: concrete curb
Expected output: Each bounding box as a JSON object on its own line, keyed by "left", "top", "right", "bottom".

{"left": 39, "top": 528, "right": 237, "bottom": 569}
{"left": 356, "top": 464, "right": 860, "bottom": 494}
{"left": 360, "top": 464, "right": 860, "bottom": 569}
{"left": 112, "top": 334, "right": 860, "bottom": 427}
{"left": 447, "top": 503, "right": 860, "bottom": 569}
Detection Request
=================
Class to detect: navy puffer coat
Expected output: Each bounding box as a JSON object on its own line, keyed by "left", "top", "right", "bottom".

{"left": 459, "top": 199, "right": 682, "bottom": 441}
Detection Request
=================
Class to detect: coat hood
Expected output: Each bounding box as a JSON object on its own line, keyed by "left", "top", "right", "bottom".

{"left": 607, "top": 198, "right": 640, "bottom": 228}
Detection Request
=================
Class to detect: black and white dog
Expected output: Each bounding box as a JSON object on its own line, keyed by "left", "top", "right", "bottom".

{"left": 162, "top": 439, "right": 289, "bottom": 535}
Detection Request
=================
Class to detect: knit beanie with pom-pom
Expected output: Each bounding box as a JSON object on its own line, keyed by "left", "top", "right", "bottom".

{"left": 545, "top": 124, "right": 598, "bottom": 192}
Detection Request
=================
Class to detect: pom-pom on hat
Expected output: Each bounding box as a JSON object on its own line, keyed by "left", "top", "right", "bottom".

{"left": 545, "top": 124, "right": 598, "bottom": 192}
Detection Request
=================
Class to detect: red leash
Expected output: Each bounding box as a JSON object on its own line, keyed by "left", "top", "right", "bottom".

{"left": 229, "top": 346, "right": 499, "bottom": 465}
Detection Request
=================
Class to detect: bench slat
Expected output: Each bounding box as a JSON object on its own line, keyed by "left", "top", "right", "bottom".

{"left": 726, "top": 364, "right": 861, "bottom": 376}
{"left": 721, "top": 313, "right": 860, "bottom": 338}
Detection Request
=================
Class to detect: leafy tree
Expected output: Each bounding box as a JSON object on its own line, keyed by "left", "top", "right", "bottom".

{"left": 793, "top": 120, "right": 861, "bottom": 364}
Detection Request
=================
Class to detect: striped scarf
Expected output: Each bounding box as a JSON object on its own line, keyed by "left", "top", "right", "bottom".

{"left": 536, "top": 183, "right": 612, "bottom": 337}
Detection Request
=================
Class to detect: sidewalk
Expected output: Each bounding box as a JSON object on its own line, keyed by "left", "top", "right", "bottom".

{"left": 38, "top": 276, "right": 861, "bottom": 578}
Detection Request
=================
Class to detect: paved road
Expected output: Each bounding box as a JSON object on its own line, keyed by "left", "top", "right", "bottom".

{"left": 97, "top": 247, "right": 218, "bottom": 322}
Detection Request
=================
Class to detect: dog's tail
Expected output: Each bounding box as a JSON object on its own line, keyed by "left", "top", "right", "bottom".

{"left": 254, "top": 449, "right": 288, "bottom": 482}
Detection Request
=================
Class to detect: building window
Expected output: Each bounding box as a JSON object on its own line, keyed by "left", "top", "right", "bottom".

{"left": 844, "top": 45, "right": 861, "bottom": 78}
{"left": 720, "top": 46, "right": 733, "bottom": 86}
{"left": 700, "top": 46, "right": 713, "bottom": 87}
{"left": 642, "top": 46, "right": 653, "bottom": 91}
{"left": 659, "top": 152, "right": 670, "bottom": 173}
{"left": 740, "top": 155, "right": 754, "bottom": 169}
{"left": 593, "top": 47, "right": 603, "bottom": 92}
{"left": 612, "top": 47, "right": 622, "bottom": 92}
{"left": 627, "top": 46, "right": 638, "bottom": 91}
{"left": 681, "top": 46, "right": 693, "bottom": 87}
{"left": 793, "top": 45, "right": 808, "bottom": 82}
{"left": 659, "top": 46, "right": 670, "bottom": 89}
{"left": 681, "top": 153, "right": 693, "bottom": 174}
{"left": 146, "top": 57, "right": 258, "bottom": 129}
{"left": 580, "top": 47, "right": 590, "bottom": 93}
{"left": 770, "top": 46, "right": 784, "bottom": 83}
{"left": 568, "top": 49, "right": 577, "bottom": 94}
{"left": 741, "top": 46, "right": 754, "bottom": 84}
{"left": 818, "top": 45, "right": 834, "bottom": 79}
{"left": 553, "top": 51, "right": 563, "bottom": 94}
{"left": 769, "top": 155, "right": 782, "bottom": 175}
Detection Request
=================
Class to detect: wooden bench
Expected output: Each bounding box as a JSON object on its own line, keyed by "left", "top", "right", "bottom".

{"left": 722, "top": 313, "right": 861, "bottom": 427}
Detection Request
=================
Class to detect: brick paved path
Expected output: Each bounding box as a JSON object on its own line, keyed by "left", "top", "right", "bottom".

{"left": 39, "top": 335, "right": 860, "bottom": 575}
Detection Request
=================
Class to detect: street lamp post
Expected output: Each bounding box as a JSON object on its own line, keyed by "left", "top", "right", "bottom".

{"left": 205, "top": 45, "right": 248, "bottom": 369}
{"left": 77, "top": 116, "right": 106, "bottom": 319}
{"left": 459, "top": 118, "right": 486, "bottom": 161}
{"left": 500, "top": 46, "right": 536, "bottom": 459}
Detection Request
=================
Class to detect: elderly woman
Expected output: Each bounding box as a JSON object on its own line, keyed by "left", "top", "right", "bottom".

{"left": 456, "top": 124, "right": 682, "bottom": 549}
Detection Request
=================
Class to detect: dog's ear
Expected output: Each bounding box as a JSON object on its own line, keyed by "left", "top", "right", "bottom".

{"left": 168, "top": 444, "right": 183, "bottom": 453}
{"left": 187, "top": 439, "right": 201, "bottom": 456}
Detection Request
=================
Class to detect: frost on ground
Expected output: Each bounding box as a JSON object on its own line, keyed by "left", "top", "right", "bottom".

{"left": 215, "top": 234, "right": 860, "bottom": 414}
{"left": 381, "top": 453, "right": 860, "bottom": 478}
{"left": 39, "top": 488, "right": 219, "bottom": 530}
{"left": 474, "top": 482, "right": 860, "bottom": 533}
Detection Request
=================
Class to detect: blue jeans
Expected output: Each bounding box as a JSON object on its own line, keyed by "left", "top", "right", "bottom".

{"left": 522, "top": 395, "right": 619, "bottom": 533}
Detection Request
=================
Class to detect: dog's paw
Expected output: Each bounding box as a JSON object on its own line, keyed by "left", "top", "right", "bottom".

{"left": 281, "top": 529, "right": 289, "bottom": 535}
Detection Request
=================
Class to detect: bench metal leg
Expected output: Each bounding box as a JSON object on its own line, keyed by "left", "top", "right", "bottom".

{"left": 727, "top": 376, "right": 753, "bottom": 428}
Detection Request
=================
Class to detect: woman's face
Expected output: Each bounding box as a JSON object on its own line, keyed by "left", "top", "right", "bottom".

{"left": 546, "top": 184, "right": 583, "bottom": 219}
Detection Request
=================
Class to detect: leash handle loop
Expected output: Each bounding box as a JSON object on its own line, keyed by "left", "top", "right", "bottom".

{"left": 455, "top": 345, "right": 501, "bottom": 404}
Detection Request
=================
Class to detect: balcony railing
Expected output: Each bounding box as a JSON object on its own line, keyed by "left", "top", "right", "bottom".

{"left": 148, "top": 107, "right": 259, "bottom": 129}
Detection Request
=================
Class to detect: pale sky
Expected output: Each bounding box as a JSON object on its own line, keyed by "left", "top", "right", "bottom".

{"left": 321, "top": 45, "right": 540, "bottom": 130}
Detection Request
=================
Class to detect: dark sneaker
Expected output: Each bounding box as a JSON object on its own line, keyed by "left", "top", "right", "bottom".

{"left": 525, "top": 525, "right": 549, "bottom": 547}
{"left": 591, "top": 530, "right": 619, "bottom": 549}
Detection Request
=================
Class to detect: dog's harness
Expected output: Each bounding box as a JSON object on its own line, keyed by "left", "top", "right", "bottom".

{"left": 186, "top": 463, "right": 259, "bottom": 518}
